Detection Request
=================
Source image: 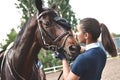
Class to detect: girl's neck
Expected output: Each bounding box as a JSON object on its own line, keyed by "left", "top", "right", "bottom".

{"left": 86, "top": 39, "right": 97, "bottom": 45}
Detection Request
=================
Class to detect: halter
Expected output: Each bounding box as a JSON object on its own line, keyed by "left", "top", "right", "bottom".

{"left": 37, "top": 10, "right": 72, "bottom": 52}
{"left": 37, "top": 10, "right": 73, "bottom": 80}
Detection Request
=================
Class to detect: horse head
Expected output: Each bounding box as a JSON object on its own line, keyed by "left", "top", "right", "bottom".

{"left": 35, "top": 0, "right": 80, "bottom": 60}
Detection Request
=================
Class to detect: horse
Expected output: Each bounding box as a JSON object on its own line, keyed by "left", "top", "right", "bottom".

{"left": 0, "top": 48, "right": 46, "bottom": 80}
{"left": 0, "top": 50, "right": 5, "bottom": 71}
{"left": 0, "top": 0, "right": 80, "bottom": 80}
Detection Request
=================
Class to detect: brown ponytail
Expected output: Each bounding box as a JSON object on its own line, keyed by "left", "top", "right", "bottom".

{"left": 101, "top": 23, "right": 117, "bottom": 57}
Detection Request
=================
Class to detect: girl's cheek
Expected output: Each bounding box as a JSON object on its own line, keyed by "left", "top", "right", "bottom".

{"left": 77, "top": 32, "right": 85, "bottom": 43}
{"left": 77, "top": 33, "right": 81, "bottom": 41}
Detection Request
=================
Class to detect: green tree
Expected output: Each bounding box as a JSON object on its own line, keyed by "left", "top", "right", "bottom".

{"left": 48, "top": 0, "right": 77, "bottom": 30}
{"left": 15, "top": 0, "right": 35, "bottom": 28}
{"left": 0, "top": 28, "right": 17, "bottom": 50}
{"left": 111, "top": 33, "right": 120, "bottom": 38}
{"left": 38, "top": 49, "right": 61, "bottom": 68}
{"left": 15, "top": 0, "right": 44, "bottom": 24}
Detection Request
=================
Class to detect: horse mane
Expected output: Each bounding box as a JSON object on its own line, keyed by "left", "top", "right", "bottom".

{"left": 13, "top": 17, "right": 33, "bottom": 48}
{"left": 0, "top": 50, "right": 5, "bottom": 53}
{"left": 0, "top": 50, "right": 5, "bottom": 58}
{"left": 0, "top": 50, "right": 5, "bottom": 67}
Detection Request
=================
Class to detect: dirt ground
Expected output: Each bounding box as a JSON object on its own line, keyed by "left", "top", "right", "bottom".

{"left": 101, "top": 56, "right": 120, "bottom": 80}
{"left": 46, "top": 56, "right": 120, "bottom": 80}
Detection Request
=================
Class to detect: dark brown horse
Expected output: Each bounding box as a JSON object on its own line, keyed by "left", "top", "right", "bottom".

{"left": 0, "top": 0, "right": 80, "bottom": 80}
{"left": 0, "top": 48, "right": 46, "bottom": 80}
{"left": 0, "top": 50, "right": 5, "bottom": 70}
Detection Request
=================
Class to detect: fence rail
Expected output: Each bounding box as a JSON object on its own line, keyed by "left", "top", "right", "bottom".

{"left": 44, "top": 54, "right": 120, "bottom": 74}
{"left": 44, "top": 65, "right": 63, "bottom": 74}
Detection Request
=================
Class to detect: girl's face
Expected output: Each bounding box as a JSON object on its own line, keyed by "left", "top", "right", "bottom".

{"left": 76, "top": 24, "right": 86, "bottom": 43}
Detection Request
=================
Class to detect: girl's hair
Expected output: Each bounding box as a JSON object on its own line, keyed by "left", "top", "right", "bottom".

{"left": 80, "top": 18, "right": 117, "bottom": 57}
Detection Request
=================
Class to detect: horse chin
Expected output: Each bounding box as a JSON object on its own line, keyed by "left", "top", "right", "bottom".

{"left": 64, "top": 51, "right": 78, "bottom": 61}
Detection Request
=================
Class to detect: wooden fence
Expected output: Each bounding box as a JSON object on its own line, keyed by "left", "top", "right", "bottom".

{"left": 44, "top": 53, "right": 120, "bottom": 74}
{"left": 44, "top": 65, "right": 63, "bottom": 74}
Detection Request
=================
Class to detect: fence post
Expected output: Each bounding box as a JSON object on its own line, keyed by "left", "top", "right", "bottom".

{"left": 53, "top": 66, "right": 56, "bottom": 72}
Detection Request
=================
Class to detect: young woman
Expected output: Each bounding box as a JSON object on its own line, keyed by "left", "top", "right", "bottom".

{"left": 55, "top": 18, "right": 117, "bottom": 80}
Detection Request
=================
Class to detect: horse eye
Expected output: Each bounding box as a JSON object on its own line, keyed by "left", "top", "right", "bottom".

{"left": 43, "top": 21, "right": 50, "bottom": 28}
{"left": 45, "top": 21, "right": 50, "bottom": 26}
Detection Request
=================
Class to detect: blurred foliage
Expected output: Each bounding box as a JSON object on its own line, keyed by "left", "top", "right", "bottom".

{"left": 15, "top": 0, "right": 37, "bottom": 28}
{"left": 38, "top": 49, "right": 61, "bottom": 68}
{"left": 48, "top": 0, "right": 77, "bottom": 31}
{"left": 111, "top": 33, "right": 120, "bottom": 38}
{"left": 0, "top": 28, "right": 17, "bottom": 50}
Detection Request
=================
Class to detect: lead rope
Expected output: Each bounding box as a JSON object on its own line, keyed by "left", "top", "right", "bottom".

{"left": 57, "top": 60, "right": 72, "bottom": 80}
{"left": 57, "top": 70, "right": 63, "bottom": 80}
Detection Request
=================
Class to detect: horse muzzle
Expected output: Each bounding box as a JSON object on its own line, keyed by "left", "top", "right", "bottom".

{"left": 65, "top": 44, "right": 81, "bottom": 60}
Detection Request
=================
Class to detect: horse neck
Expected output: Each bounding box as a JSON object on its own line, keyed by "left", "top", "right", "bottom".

{"left": 11, "top": 14, "right": 41, "bottom": 77}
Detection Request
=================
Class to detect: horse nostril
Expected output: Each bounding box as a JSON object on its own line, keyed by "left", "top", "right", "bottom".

{"left": 69, "top": 45, "right": 80, "bottom": 55}
{"left": 69, "top": 45, "right": 76, "bottom": 51}
{"left": 68, "top": 45, "right": 80, "bottom": 60}
{"left": 69, "top": 45, "right": 77, "bottom": 55}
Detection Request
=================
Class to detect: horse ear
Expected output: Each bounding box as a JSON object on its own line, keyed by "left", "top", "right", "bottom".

{"left": 51, "top": 3, "right": 57, "bottom": 10}
{"left": 35, "top": 0, "right": 43, "bottom": 13}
